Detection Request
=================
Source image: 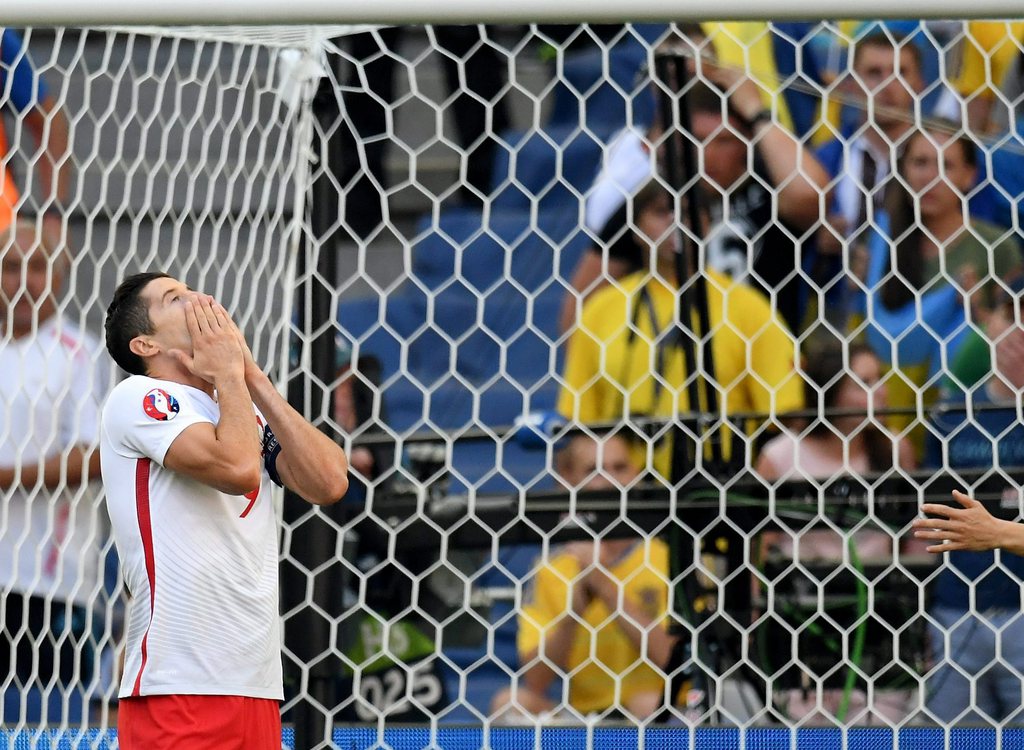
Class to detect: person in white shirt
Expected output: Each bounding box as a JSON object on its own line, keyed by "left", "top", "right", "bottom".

{"left": 0, "top": 217, "right": 107, "bottom": 720}
{"left": 100, "top": 272, "right": 348, "bottom": 749}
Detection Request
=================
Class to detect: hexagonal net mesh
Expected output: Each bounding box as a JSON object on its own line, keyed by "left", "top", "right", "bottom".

{"left": 3, "top": 19, "right": 1024, "bottom": 748}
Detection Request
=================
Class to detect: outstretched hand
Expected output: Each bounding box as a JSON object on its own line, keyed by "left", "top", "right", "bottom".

{"left": 167, "top": 296, "right": 245, "bottom": 385}
{"left": 912, "top": 490, "right": 1003, "bottom": 553}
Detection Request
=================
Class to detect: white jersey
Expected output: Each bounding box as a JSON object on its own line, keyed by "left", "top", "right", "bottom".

{"left": 0, "top": 315, "right": 108, "bottom": 606}
{"left": 100, "top": 375, "right": 283, "bottom": 700}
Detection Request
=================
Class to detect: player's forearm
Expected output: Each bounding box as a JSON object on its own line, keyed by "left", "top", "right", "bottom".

{"left": 244, "top": 368, "right": 349, "bottom": 505}
{"left": 560, "top": 251, "right": 603, "bottom": 334}
{"left": 521, "top": 661, "right": 557, "bottom": 697}
{"left": 994, "top": 519, "right": 1024, "bottom": 557}
{"left": 546, "top": 615, "right": 581, "bottom": 673}
{"left": 211, "top": 372, "right": 262, "bottom": 489}
{"left": 42, "top": 445, "right": 100, "bottom": 488}
{"left": 523, "top": 617, "right": 577, "bottom": 690}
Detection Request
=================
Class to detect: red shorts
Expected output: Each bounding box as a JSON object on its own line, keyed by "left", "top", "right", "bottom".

{"left": 118, "top": 694, "right": 281, "bottom": 750}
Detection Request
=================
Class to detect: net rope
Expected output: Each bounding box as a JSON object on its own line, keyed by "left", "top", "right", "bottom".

{"left": 1, "top": 19, "right": 1023, "bottom": 746}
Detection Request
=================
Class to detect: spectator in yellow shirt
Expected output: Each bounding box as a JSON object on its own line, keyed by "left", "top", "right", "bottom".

{"left": 490, "top": 432, "right": 672, "bottom": 721}
{"left": 558, "top": 180, "right": 804, "bottom": 479}
{"left": 935, "top": 21, "right": 1024, "bottom": 133}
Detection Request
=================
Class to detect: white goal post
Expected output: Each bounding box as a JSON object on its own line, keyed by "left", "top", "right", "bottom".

{"left": 4, "top": 4, "right": 1024, "bottom": 23}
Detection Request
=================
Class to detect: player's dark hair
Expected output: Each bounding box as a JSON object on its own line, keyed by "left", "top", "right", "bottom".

{"left": 105, "top": 272, "right": 172, "bottom": 376}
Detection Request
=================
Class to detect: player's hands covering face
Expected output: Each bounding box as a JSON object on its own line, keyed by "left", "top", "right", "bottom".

{"left": 170, "top": 295, "right": 245, "bottom": 384}
{"left": 213, "top": 301, "right": 260, "bottom": 379}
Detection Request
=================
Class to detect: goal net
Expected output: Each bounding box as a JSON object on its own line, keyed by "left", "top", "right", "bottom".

{"left": 2, "top": 18, "right": 1024, "bottom": 749}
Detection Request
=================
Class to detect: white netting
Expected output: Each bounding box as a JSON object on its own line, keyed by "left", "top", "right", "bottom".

{"left": 0, "top": 25, "right": 305, "bottom": 730}
{"left": 3, "top": 18, "right": 1024, "bottom": 748}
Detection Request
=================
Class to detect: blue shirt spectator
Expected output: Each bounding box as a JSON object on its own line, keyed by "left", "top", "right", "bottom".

{"left": 922, "top": 287, "right": 1024, "bottom": 723}
{"left": 849, "top": 124, "right": 1023, "bottom": 447}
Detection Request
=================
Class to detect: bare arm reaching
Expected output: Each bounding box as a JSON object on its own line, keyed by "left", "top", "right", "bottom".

{"left": 0, "top": 445, "right": 99, "bottom": 489}
{"left": 704, "top": 63, "right": 828, "bottom": 232}
{"left": 913, "top": 490, "right": 1024, "bottom": 556}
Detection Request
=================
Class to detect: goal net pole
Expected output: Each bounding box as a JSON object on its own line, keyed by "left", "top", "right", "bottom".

{"left": 4, "top": 2, "right": 1024, "bottom": 24}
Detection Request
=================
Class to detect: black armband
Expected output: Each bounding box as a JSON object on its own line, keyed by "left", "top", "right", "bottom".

{"left": 262, "top": 426, "right": 284, "bottom": 487}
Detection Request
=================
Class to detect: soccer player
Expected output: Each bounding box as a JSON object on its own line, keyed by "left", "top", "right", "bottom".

{"left": 100, "top": 272, "right": 349, "bottom": 749}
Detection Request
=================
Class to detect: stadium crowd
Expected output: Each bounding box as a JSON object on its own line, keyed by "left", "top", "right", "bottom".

{"left": 4, "top": 19, "right": 1024, "bottom": 732}
{"left": 545, "top": 23, "right": 1024, "bottom": 725}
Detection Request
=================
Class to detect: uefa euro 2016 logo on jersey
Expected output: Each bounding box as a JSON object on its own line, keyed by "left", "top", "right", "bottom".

{"left": 143, "top": 388, "right": 180, "bottom": 421}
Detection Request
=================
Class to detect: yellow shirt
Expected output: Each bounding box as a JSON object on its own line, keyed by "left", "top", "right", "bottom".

{"left": 517, "top": 539, "right": 669, "bottom": 714}
{"left": 558, "top": 270, "right": 803, "bottom": 476}
{"left": 954, "top": 21, "right": 1024, "bottom": 98}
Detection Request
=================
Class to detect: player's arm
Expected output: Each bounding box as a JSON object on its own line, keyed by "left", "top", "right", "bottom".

{"left": 162, "top": 297, "right": 262, "bottom": 495}
{"left": 241, "top": 368, "right": 349, "bottom": 505}
{"left": 520, "top": 639, "right": 566, "bottom": 699}
{"left": 913, "top": 490, "right": 1024, "bottom": 556}
{"left": 558, "top": 250, "right": 633, "bottom": 334}
{"left": 0, "top": 445, "right": 100, "bottom": 489}
{"left": 222, "top": 307, "right": 348, "bottom": 505}
{"left": 703, "top": 61, "right": 828, "bottom": 231}
{"left": 525, "top": 597, "right": 588, "bottom": 691}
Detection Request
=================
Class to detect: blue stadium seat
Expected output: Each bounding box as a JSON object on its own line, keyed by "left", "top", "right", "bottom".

{"left": 337, "top": 295, "right": 421, "bottom": 379}
{"left": 438, "top": 543, "right": 544, "bottom": 722}
{"left": 412, "top": 208, "right": 523, "bottom": 293}
{"left": 413, "top": 208, "right": 585, "bottom": 293}
{"left": 381, "top": 375, "right": 559, "bottom": 436}
{"left": 358, "top": 286, "right": 568, "bottom": 428}
{"left": 404, "top": 280, "right": 572, "bottom": 385}
{"left": 489, "top": 124, "right": 603, "bottom": 214}
{"left": 546, "top": 26, "right": 665, "bottom": 135}
{"left": 494, "top": 282, "right": 571, "bottom": 385}
{"left": 447, "top": 440, "right": 553, "bottom": 495}
{"left": 407, "top": 208, "right": 589, "bottom": 384}
{"left": 3, "top": 687, "right": 85, "bottom": 726}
